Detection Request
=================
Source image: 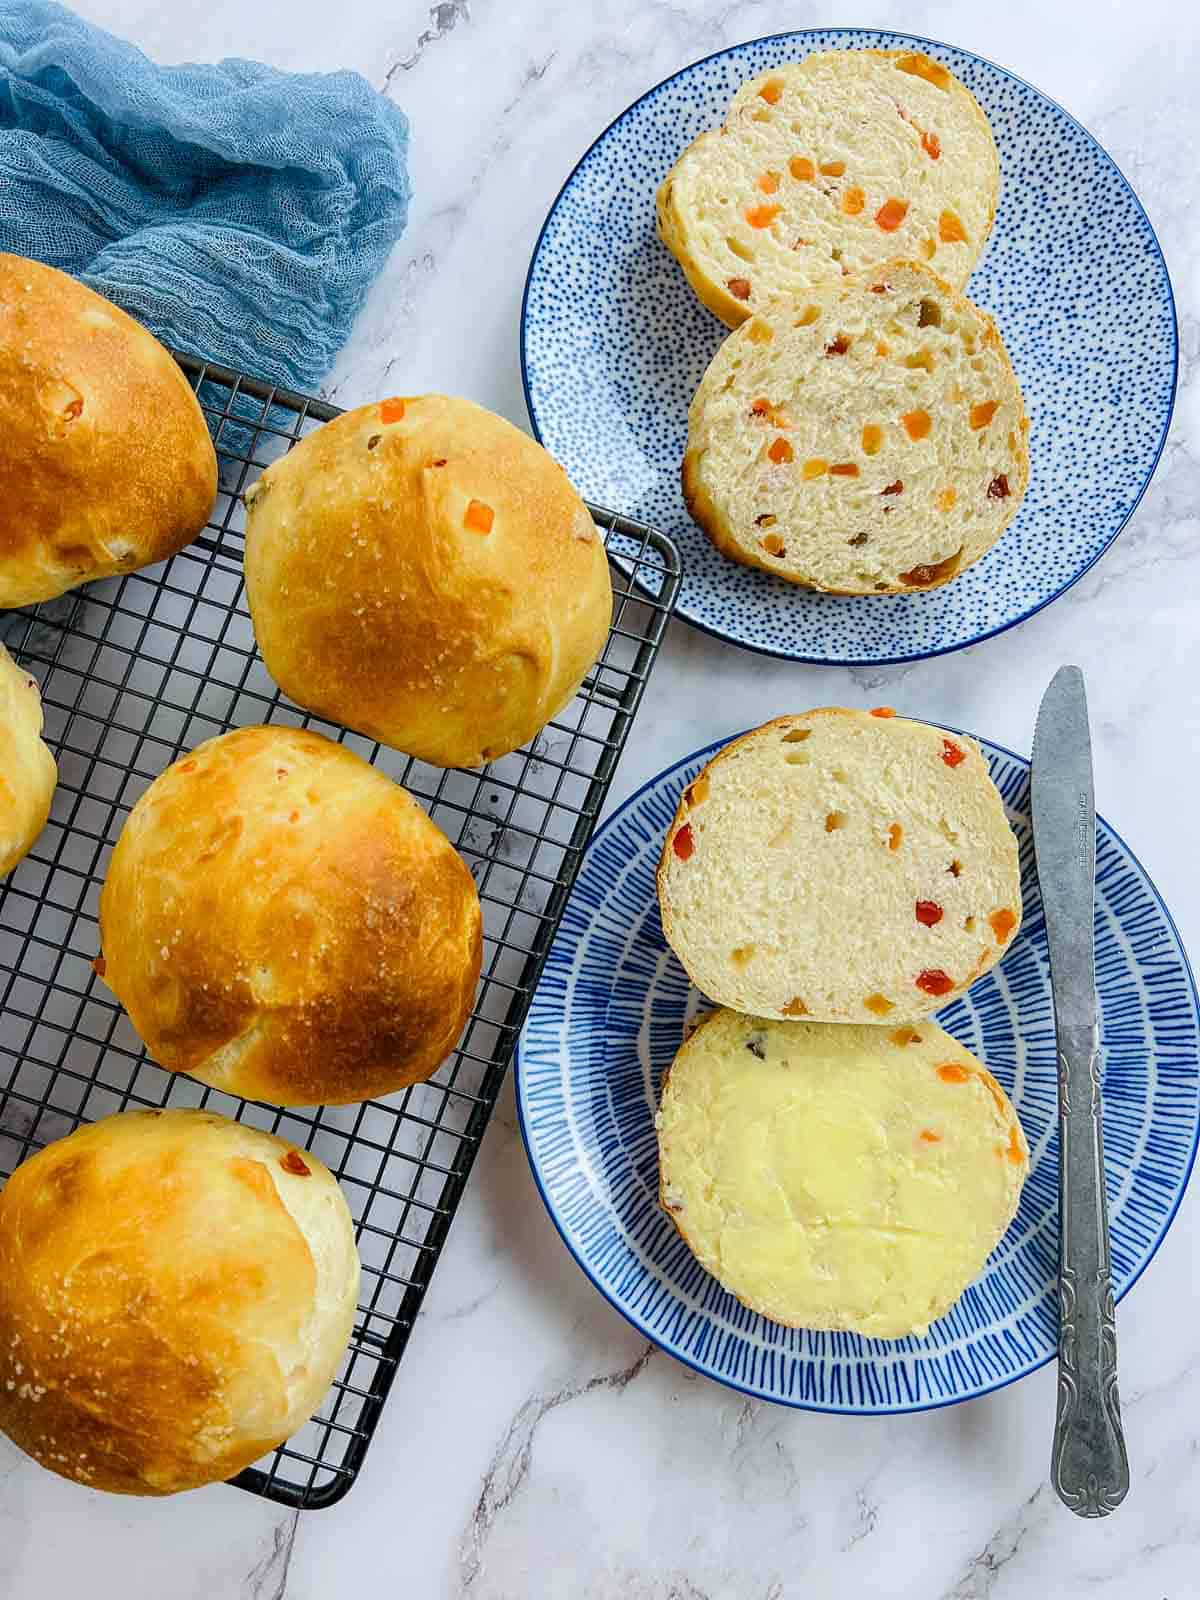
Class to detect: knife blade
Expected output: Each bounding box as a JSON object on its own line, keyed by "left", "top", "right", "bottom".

{"left": 1031, "top": 665, "right": 1128, "bottom": 1517}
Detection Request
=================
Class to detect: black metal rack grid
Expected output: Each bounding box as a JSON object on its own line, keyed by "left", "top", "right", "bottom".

{"left": 0, "top": 356, "right": 681, "bottom": 1509}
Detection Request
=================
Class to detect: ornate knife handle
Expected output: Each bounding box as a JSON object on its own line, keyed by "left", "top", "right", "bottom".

{"left": 1051, "top": 1022, "right": 1129, "bottom": 1516}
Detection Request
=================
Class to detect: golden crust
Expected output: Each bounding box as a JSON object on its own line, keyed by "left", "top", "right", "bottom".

{"left": 0, "top": 1109, "right": 359, "bottom": 1495}
{"left": 0, "top": 255, "right": 217, "bottom": 608}
{"left": 243, "top": 395, "right": 613, "bottom": 770}
{"left": 0, "top": 645, "right": 56, "bottom": 876}
{"left": 98, "top": 726, "right": 482, "bottom": 1106}
{"left": 682, "top": 262, "right": 1030, "bottom": 595}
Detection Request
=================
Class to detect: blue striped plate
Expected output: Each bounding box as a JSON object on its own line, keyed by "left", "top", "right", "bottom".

{"left": 516, "top": 732, "right": 1200, "bottom": 1413}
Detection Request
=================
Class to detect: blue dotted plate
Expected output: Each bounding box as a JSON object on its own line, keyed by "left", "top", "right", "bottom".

{"left": 521, "top": 31, "right": 1177, "bottom": 663}
{"left": 516, "top": 732, "right": 1200, "bottom": 1412}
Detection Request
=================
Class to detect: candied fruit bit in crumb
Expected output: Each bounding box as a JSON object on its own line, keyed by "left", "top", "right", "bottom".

{"left": 875, "top": 340, "right": 891, "bottom": 357}
{"left": 747, "top": 320, "right": 773, "bottom": 344}
{"left": 759, "top": 77, "right": 784, "bottom": 104}
{"left": 755, "top": 513, "right": 777, "bottom": 527}
{"left": 819, "top": 159, "right": 846, "bottom": 176}
{"left": 731, "top": 944, "right": 756, "bottom": 967}
{"left": 939, "top": 209, "right": 968, "bottom": 243}
{"left": 830, "top": 462, "right": 859, "bottom": 477}
{"left": 761, "top": 533, "right": 786, "bottom": 556}
{"left": 921, "top": 130, "right": 941, "bottom": 160}
{"left": 920, "top": 237, "right": 936, "bottom": 260}
{"left": 750, "top": 398, "right": 771, "bottom": 417}
{"left": 864, "top": 993, "right": 894, "bottom": 1016}
{"left": 796, "top": 303, "right": 820, "bottom": 325}
{"left": 861, "top": 423, "right": 883, "bottom": 455}
{"left": 918, "top": 298, "right": 942, "bottom": 329}
{"left": 888, "top": 822, "right": 904, "bottom": 852}
{"left": 989, "top": 908, "right": 1017, "bottom": 942}
{"left": 380, "top": 397, "right": 406, "bottom": 422}
{"left": 782, "top": 727, "right": 810, "bottom": 742}
{"left": 825, "top": 335, "right": 850, "bottom": 356}
{"left": 941, "top": 739, "right": 967, "bottom": 768}
{"left": 727, "top": 276, "right": 752, "bottom": 300}
{"left": 935, "top": 487, "right": 958, "bottom": 512}
{"left": 745, "top": 203, "right": 781, "bottom": 228}
{"left": 824, "top": 811, "right": 846, "bottom": 832}
{"left": 988, "top": 474, "right": 1011, "bottom": 499}
{"left": 684, "top": 774, "right": 709, "bottom": 807}
{"left": 757, "top": 170, "right": 780, "bottom": 193}
{"left": 672, "top": 823, "right": 694, "bottom": 861}
{"left": 464, "top": 500, "right": 495, "bottom": 534}
{"left": 937, "top": 1062, "right": 971, "bottom": 1082}
{"left": 891, "top": 1026, "right": 922, "bottom": 1046}
{"left": 917, "top": 968, "right": 955, "bottom": 996}
{"left": 781, "top": 997, "right": 809, "bottom": 1017}
{"left": 801, "top": 458, "right": 828, "bottom": 479}
{"left": 875, "top": 197, "right": 908, "bottom": 232}
{"left": 841, "top": 186, "right": 865, "bottom": 215}
{"left": 904, "top": 349, "right": 935, "bottom": 372}
{"left": 900, "top": 549, "right": 962, "bottom": 587}
{"left": 789, "top": 155, "right": 815, "bottom": 181}
{"left": 280, "top": 1150, "right": 311, "bottom": 1176}
{"left": 897, "top": 53, "right": 951, "bottom": 89}
{"left": 901, "top": 409, "right": 931, "bottom": 441}
{"left": 916, "top": 900, "right": 943, "bottom": 926}
{"left": 948, "top": 858, "right": 963, "bottom": 877}
{"left": 768, "top": 437, "right": 794, "bottom": 464}
{"left": 881, "top": 479, "right": 904, "bottom": 495}
{"left": 919, "top": 1128, "right": 942, "bottom": 1143}
{"left": 871, "top": 706, "right": 896, "bottom": 717}
{"left": 970, "top": 400, "right": 999, "bottom": 430}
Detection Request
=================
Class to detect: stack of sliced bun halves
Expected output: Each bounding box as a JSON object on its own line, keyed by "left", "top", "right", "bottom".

{"left": 0, "top": 255, "right": 613, "bottom": 1494}
{"left": 651, "top": 50, "right": 1030, "bottom": 1339}
{"left": 658, "top": 50, "right": 1030, "bottom": 594}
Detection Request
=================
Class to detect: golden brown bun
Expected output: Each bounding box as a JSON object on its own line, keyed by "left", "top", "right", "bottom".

{"left": 0, "top": 255, "right": 217, "bottom": 608}
{"left": 0, "top": 644, "right": 56, "bottom": 876}
{"left": 98, "top": 726, "right": 482, "bottom": 1105}
{"left": 243, "top": 395, "right": 612, "bottom": 768}
{"left": 0, "top": 1109, "right": 360, "bottom": 1496}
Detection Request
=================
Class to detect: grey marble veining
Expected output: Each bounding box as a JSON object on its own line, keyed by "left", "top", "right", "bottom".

{"left": 4, "top": 2, "right": 1199, "bottom": 1596}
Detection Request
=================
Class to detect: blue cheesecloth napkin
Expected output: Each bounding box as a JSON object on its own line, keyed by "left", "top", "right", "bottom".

{"left": 0, "top": 1, "right": 411, "bottom": 391}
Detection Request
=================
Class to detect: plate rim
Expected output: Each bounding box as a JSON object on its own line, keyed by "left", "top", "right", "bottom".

{"left": 515, "top": 724, "right": 1200, "bottom": 1414}
{"left": 519, "top": 26, "right": 1180, "bottom": 667}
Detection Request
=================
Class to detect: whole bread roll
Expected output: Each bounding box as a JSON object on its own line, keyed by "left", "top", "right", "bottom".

{"left": 658, "top": 709, "right": 1021, "bottom": 1023}
{"left": 0, "top": 254, "right": 217, "bottom": 608}
{"left": 0, "top": 644, "right": 56, "bottom": 876}
{"left": 243, "top": 395, "right": 612, "bottom": 769}
{"left": 683, "top": 262, "right": 1029, "bottom": 594}
{"left": 0, "top": 1109, "right": 360, "bottom": 1495}
{"left": 98, "top": 726, "right": 482, "bottom": 1106}
{"left": 657, "top": 1010, "right": 1028, "bottom": 1337}
{"left": 657, "top": 50, "right": 998, "bottom": 328}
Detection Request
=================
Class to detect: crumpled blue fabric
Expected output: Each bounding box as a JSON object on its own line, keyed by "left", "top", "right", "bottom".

{"left": 0, "top": 1, "right": 410, "bottom": 390}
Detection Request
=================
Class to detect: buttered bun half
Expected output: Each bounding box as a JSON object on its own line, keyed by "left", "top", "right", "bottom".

{"left": 0, "top": 644, "right": 56, "bottom": 876}
{"left": 657, "top": 1010, "right": 1028, "bottom": 1338}
{"left": 0, "top": 1109, "right": 360, "bottom": 1495}
{"left": 0, "top": 254, "right": 217, "bottom": 608}
{"left": 243, "top": 395, "right": 613, "bottom": 769}
{"left": 658, "top": 709, "right": 1022, "bottom": 1024}
{"left": 98, "top": 726, "right": 482, "bottom": 1106}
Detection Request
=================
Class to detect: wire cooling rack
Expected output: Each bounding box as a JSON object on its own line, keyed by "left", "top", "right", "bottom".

{"left": 0, "top": 356, "right": 681, "bottom": 1508}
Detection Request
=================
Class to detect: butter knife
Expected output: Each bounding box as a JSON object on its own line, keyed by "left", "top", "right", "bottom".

{"left": 1032, "top": 665, "right": 1129, "bottom": 1517}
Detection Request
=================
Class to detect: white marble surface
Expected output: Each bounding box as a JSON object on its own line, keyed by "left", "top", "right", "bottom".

{"left": 3, "top": 1, "right": 1200, "bottom": 1595}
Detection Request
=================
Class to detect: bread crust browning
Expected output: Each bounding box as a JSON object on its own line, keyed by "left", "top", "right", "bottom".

{"left": 0, "top": 1109, "right": 360, "bottom": 1495}
{"left": 0, "top": 644, "right": 56, "bottom": 876}
{"left": 0, "top": 255, "right": 217, "bottom": 607}
{"left": 98, "top": 727, "right": 482, "bottom": 1106}
{"left": 243, "top": 395, "right": 612, "bottom": 770}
